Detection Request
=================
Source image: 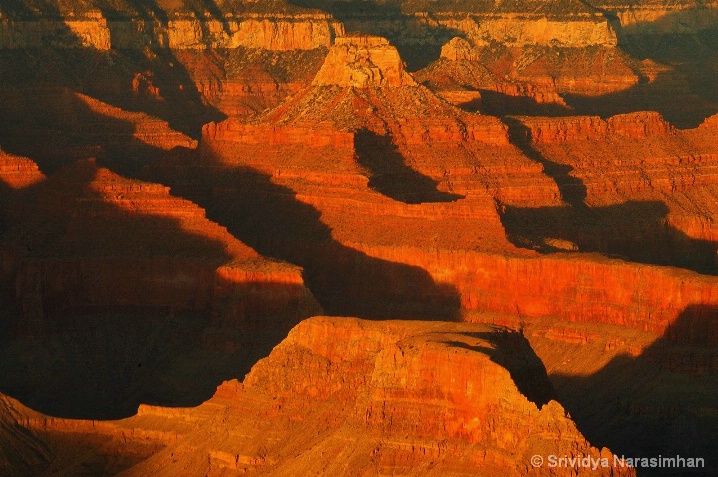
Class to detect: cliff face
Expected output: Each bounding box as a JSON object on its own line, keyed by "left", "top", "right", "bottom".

{"left": 312, "top": 35, "right": 416, "bottom": 87}
{"left": 0, "top": 395, "right": 51, "bottom": 477}
{"left": 499, "top": 113, "right": 718, "bottom": 266}
{"left": 511, "top": 111, "right": 675, "bottom": 144}
{"left": 0, "top": 13, "right": 344, "bottom": 51}
{"left": 6, "top": 317, "right": 634, "bottom": 477}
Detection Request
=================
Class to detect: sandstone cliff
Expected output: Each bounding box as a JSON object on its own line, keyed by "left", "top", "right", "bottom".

{"left": 312, "top": 35, "right": 416, "bottom": 87}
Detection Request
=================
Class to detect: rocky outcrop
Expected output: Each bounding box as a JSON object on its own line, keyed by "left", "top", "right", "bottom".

{"left": 7, "top": 317, "right": 633, "bottom": 477}
{"left": 312, "top": 35, "right": 416, "bottom": 87}
{"left": 440, "top": 37, "right": 479, "bottom": 61}
{"left": 0, "top": 148, "right": 44, "bottom": 191}
{"left": 419, "top": 38, "right": 639, "bottom": 113}
{"left": 607, "top": 111, "right": 676, "bottom": 138}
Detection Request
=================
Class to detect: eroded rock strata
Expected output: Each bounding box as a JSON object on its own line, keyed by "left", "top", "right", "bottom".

{"left": 0, "top": 1, "right": 717, "bottom": 476}
{"left": 1, "top": 318, "right": 636, "bottom": 477}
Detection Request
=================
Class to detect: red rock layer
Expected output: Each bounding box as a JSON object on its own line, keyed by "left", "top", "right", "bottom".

{"left": 0, "top": 11, "right": 344, "bottom": 51}
{"left": 312, "top": 35, "right": 417, "bottom": 88}
{"left": 8, "top": 317, "right": 635, "bottom": 477}
{"left": 154, "top": 35, "right": 718, "bottom": 336}
{"left": 0, "top": 148, "right": 45, "bottom": 191}
{"left": 503, "top": 113, "right": 718, "bottom": 246}
{"left": 511, "top": 111, "right": 675, "bottom": 144}
{"left": 176, "top": 48, "right": 329, "bottom": 119}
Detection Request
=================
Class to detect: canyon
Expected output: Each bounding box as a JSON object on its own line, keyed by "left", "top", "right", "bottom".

{"left": 1, "top": 0, "right": 717, "bottom": 476}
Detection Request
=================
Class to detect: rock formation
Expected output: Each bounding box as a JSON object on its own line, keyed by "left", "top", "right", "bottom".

{"left": 312, "top": 35, "right": 416, "bottom": 87}
{"left": 0, "top": 148, "right": 44, "bottom": 191}
{"left": 1, "top": 0, "right": 718, "bottom": 476}
{"left": 0, "top": 318, "right": 636, "bottom": 477}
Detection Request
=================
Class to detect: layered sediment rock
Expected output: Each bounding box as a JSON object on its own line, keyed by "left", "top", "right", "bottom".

{"left": 312, "top": 35, "right": 416, "bottom": 87}
{"left": 167, "top": 32, "right": 718, "bottom": 335}
{"left": 0, "top": 148, "right": 44, "bottom": 191}
{"left": 0, "top": 12, "right": 344, "bottom": 51}
{"left": 417, "top": 37, "right": 641, "bottom": 114}
{"left": 510, "top": 111, "right": 675, "bottom": 144}
{"left": 0, "top": 395, "right": 51, "bottom": 477}
{"left": 500, "top": 113, "right": 718, "bottom": 258}
{"left": 6, "top": 317, "right": 634, "bottom": 477}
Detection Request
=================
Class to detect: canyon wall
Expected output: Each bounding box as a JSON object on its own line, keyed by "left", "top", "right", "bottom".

{"left": 10, "top": 317, "right": 633, "bottom": 477}
{"left": 512, "top": 111, "right": 675, "bottom": 144}
{"left": 3, "top": 2, "right": 715, "bottom": 53}
{"left": 0, "top": 13, "right": 344, "bottom": 50}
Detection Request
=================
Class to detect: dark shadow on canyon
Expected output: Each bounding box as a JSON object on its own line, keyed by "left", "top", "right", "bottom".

{"left": 0, "top": 6, "right": 456, "bottom": 421}
{"left": 564, "top": 66, "right": 718, "bottom": 130}
{"left": 550, "top": 305, "right": 718, "bottom": 476}
{"left": 0, "top": 11, "right": 304, "bottom": 420}
{"left": 146, "top": 147, "right": 462, "bottom": 321}
{"left": 445, "top": 326, "right": 556, "bottom": 408}
{"left": 477, "top": 90, "right": 575, "bottom": 117}
{"left": 499, "top": 118, "right": 718, "bottom": 275}
{"left": 289, "top": 0, "right": 464, "bottom": 70}
{"left": 0, "top": 161, "right": 315, "bottom": 420}
{"left": 563, "top": 12, "right": 718, "bottom": 129}
{"left": 503, "top": 117, "right": 588, "bottom": 207}
{"left": 0, "top": 0, "right": 226, "bottom": 141}
{"left": 95, "top": 0, "right": 228, "bottom": 137}
{"left": 354, "top": 129, "right": 464, "bottom": 204}
{"left": 0, "top": 82, "right": 167, "bottom": 177}
{"left": 500, "top": 201, "right": 718, "bottom": 274}
{"left": 500, "top": 200, "right": 718, "bottom": 275}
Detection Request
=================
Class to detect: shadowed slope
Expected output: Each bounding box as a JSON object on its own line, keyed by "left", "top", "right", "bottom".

{"left": 540, "top": 306, "right": 718, "bottom": 476}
